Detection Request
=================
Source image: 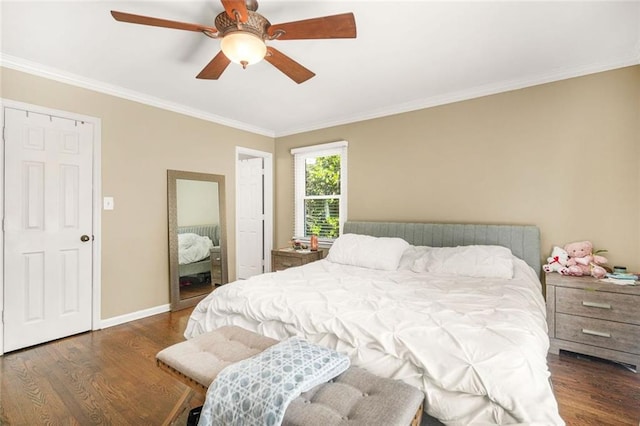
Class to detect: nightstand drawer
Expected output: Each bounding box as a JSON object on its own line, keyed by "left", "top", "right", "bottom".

{"left": 210, "top": 249, "right": 222, "bottom": 265}
{"left": 556, "top": 287, "right": 639, "bottom": 325}
{"left": 556, "top": 313, "right": 640, "bottom": 354}
{"left": 273, "top": 256, "right": 304, "bottom": 271}
{"left": 271, "top": 249, "right": 323, "bottom": 272}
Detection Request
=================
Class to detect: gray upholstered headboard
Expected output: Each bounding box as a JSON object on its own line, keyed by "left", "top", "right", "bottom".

{"left": 177, "top": 224, "right": 220, "bottom": 246}
{"left": 343, "top": 221, "right": 541, "bottom": 278}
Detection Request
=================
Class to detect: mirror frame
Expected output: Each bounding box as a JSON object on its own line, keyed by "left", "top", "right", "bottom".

{"left": 168, "top": 170, "right": 228, "bottom": 311}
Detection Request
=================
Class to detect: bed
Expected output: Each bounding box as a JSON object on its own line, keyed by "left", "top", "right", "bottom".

{"left": 177, "top": 224, "right": 221, "bottom": 284}
{"left": 185, "top": 222, "right": 563, "bottom": 425}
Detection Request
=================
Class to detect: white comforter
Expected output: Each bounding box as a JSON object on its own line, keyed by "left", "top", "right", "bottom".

{"left": 178, "top": 233, "right": 213, "bottom": 265}
{"left": 185, "top": 256, "right": 563, "bottom": 425}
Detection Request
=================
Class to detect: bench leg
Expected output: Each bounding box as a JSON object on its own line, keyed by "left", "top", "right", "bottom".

{"left": 411, "top": 402, "right": 424, "bottom": 426}
{"left": 162, "top": 387, "right": 194, "bottom": 426}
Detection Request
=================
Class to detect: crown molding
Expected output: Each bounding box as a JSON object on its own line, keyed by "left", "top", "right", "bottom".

{"left": 2, "top": 52, "right": 638, "bottom": 140}
{"left": 275, "top": 55, "right": 640, "bottom": 137}
{"left": 0, "top": 54, "right": 275, "bottom": 138}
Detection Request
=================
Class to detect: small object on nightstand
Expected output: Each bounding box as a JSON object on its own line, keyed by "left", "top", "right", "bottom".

{"left": 290, "top": 238, "right": 308, "bottom": 251}
{"left": 310, "top": 235, "right": 318, "bottom": 251}
{"left": 613, "top": 266, "right": 627, "bottom": 274}
{"left": 603, "top": 272, "right": 638, "bottom": 283}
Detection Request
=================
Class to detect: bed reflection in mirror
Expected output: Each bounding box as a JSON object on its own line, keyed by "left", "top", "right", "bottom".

{"left": 168, "top": 170, "right": 228, "bottom": 311}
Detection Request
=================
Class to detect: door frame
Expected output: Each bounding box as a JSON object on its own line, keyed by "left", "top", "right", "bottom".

{"left": 235, "top": 147, "right": 273, "bottom": 277}
{"left": 0, "top": 98, "right": 102, "bottom": 356}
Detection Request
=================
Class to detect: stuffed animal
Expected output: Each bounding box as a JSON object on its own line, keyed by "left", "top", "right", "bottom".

{"left": 564, "top": 241, "right": 608, "bottom": 279}
{"left": 543, "top": 246, "right": 570, "bottom": 275}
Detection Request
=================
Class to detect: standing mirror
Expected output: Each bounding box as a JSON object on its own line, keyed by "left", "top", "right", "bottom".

{"left": 168, "top": 170, "right": 228, "bottom": 311}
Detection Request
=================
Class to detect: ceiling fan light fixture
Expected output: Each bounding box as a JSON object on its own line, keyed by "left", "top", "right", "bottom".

{"left": 111, "top": 2, "right": 357, "bottom": 82}
{"left": 221, "top": 32, "right": 266, "bottom": 68}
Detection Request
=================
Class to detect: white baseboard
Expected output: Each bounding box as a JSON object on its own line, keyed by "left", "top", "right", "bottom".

{"left": 99, "top": 304, "right": 171, "bottom": 329}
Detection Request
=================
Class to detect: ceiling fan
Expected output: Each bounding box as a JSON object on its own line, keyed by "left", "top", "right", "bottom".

{"left": 111, "top": 0, "right": 356, "bottom": 84}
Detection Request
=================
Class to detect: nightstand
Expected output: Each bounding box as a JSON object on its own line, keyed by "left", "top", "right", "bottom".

{"left": 210, "top": 247, "right": 222, "bottom": 284}
{"left": 271, "top": 248, "right": 323, "bottom": 271}
{"left": 545, "top": 273, "right": 640, "bottom": 370}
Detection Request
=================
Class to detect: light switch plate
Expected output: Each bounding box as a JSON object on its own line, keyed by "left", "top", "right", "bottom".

{"left": 103, "top": 196, "right": 114, "bottom": 210}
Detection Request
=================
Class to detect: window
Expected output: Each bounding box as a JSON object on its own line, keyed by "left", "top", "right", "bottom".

{"left": 292, "top": 141, "right": 348, "bottom": 242}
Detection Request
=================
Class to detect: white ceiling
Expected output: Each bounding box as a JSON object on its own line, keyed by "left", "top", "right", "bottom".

{"left": 2, "top": 1, "right": 639, "bottom": 137}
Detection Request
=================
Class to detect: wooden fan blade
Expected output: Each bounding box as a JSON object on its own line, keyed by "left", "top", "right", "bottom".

{"left": 111, "top": 11, "right": 217, "bottom": 33}
{"left": 268, "top": 13, "right": 356, "bottom": 40}
{"left": 196, "top": 51, "right": 231, "bottom": 79}
{"left": 221, "top": 0, "right": 249, "bottom": 23}
{"left": 264, "top": 47, "right": 315, "bottom": 84}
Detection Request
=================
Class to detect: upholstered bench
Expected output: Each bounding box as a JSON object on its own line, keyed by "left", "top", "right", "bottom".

{"left": 157, "top": 326, "right": 424, "bottom": 426}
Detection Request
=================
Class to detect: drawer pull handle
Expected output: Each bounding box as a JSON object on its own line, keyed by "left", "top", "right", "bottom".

{"left": 581, "top": 329, "right": 611, "bottom": 338}
{"left": 582, "top": 301, "right": 611, "bottom": 310}
{"left": 282, "top": 262, "right": 293, "bottom": 267}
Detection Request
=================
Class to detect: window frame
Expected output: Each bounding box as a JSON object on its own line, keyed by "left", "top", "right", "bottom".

{"left": 291, "top": 141, "right": 348, "bottom": 243}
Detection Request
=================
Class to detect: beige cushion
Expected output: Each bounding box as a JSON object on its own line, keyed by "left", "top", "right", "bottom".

{"left": 285, "top": 366, "right": 424, "bottom": 426}
{"left": 157, "top": 326, "right": 424, "bottom": 426}
{"left": 156, "top": 326, "right": 278, "bottom": 388}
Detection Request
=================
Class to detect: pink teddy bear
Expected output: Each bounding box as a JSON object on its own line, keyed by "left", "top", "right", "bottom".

{"left": 564, "top": 241, "right": 608, "bottom": 279}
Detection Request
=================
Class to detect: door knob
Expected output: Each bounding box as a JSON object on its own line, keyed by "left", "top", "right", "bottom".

{"left": 80, "top": 235, "right": 91, "bottom": 242}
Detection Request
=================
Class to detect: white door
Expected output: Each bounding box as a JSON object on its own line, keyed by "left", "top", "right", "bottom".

{"left": 3, "top": 107, "right": 94, "bottom": 352}
{"left": 237, "top": 157, "right": 264, "bottom": 279}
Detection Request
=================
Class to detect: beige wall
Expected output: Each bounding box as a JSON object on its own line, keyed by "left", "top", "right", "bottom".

{"left": 3, "top": 65, "right": 639, "bottom": 321}
{"left": 1, "top": 67, "right": 274, "bottom": 319}
{"left": 275, "top": 66, "right": 640, "bottom": 272}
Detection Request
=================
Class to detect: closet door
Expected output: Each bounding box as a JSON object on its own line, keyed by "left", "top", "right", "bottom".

{"left": 237, "top": 157, "right": 264, "bottom": 278}
{"left": 3, "top": 107, "right": 94, "bottom": 352}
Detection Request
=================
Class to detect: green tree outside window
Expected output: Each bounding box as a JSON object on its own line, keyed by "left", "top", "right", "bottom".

{"left": 304, "top": 155, "right": 340, "bottom": 238}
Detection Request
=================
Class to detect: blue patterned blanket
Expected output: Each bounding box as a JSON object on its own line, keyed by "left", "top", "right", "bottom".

{"left": 197, "top": 336, "right": 350, "bottom": 426}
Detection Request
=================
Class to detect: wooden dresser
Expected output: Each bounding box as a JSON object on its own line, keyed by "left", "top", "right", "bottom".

{"left": 271, "top": 248, "right": 323, "bottom": 272}
{"left": 545, "top": 273, "right": 640, "bottom": 369}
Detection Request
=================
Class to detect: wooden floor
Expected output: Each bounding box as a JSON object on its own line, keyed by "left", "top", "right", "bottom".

{"left": 1, "top": 308, "right": 638, "bottom": 425}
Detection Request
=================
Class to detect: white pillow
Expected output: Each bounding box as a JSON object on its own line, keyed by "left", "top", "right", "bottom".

{"left": 411, "top": 245, "right": 514, "bottom": 279}
{"left": 397, "top": 245, "right": 431, "bottom": 270}
{"left": 327, "top": 233, "right": 410, "bottom": 271}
